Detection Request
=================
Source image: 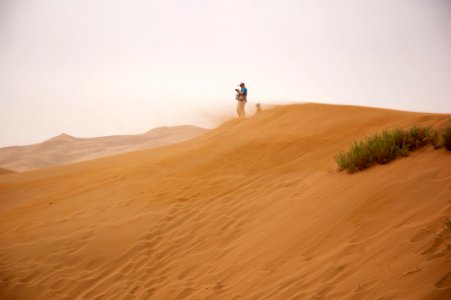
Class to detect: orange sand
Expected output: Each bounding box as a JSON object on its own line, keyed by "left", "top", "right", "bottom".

{"left": 0, "top": 168, "right": 13, "bottom": 176}
{"left": 0, "top": 103, "right": 450, "bottom": 299}
{"left": 0, "top": 125, "right": 208, "bottom": 172}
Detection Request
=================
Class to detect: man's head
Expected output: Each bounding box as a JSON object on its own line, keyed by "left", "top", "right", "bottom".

{"left": 239, "top": 82, "right": 245, "bottom": 87}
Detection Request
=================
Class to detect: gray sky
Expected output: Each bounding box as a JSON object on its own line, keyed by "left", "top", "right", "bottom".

{"left": 1, "top": 0, "right": 451, "bottom": 147}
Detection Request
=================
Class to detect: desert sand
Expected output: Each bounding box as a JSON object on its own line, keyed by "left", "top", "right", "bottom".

{"left": 0, "top": 168, "right": 13, "bottom": 176}
{"left": 0, "top": 103, "right": 450, "bottom": 299}
{"left": 0, "top": 125, "right": 208, "bottom": 172}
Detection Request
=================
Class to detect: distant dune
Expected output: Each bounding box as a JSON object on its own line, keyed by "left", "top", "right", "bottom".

{"left": 0, "top": 125, "right": 208, "bottom": 172}
{"left": 0, "top": 103, "right": 450, "bottom": 299}
{"left": 0, "top": 167, "right": 13, "bottom": 176}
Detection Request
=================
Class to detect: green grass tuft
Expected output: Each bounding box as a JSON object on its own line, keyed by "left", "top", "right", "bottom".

{"left": 335, "top": 126, "right": 434, "bottom": 173}
{"left": 442, "top": 124, "right": 451, "bottom": 151}
{"left": 445, "top": 218, "right": 451, "bottom": 231}
{"left": 405, "top": 126, "right": 431, "bottom": 150}
{"left": 335, "top": 120, "right": 451, "bottom": 173}
{"left": 430, "top": 130, "right": 442, "bottom": 149}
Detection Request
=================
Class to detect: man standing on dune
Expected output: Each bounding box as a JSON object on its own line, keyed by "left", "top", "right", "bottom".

{"left": 235, "top": 82, "right": 247, "bottom": 119}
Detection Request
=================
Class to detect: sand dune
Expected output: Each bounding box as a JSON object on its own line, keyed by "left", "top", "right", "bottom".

{"left": 0, "top": 168, "right": 13, "bottom": 176}
{"left": 0, "top": 125, "right": 208, "bottom": 172}
{"left": 0, "top": 103, "right": 450, "bottom": 299}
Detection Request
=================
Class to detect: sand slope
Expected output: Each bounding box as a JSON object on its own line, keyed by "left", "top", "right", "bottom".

{"left": 0, "top": 125, "right": 208, "bottom": 172}
{"left": 0, "top": 168, "right": 13, "bottom": 176}
{"left": 0, "top": 103, "right": 450, "bottom": 299}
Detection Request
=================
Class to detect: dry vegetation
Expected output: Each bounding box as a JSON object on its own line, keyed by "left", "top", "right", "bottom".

{"left": 335, "top": 122, "right": 451, "bottom": 173}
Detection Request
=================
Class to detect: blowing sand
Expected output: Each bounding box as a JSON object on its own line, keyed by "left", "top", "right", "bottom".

{"left": 0, "top": 103, "right": 450, "bottom": 299}
{"left": 0, "top": 125, "right": 208, "bottom": 172}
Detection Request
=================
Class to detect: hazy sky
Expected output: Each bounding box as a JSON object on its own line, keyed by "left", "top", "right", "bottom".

{"left": 1, "top": 0, "right": 451, "bottom": 147}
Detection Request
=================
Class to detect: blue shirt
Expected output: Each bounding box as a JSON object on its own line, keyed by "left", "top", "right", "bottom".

{"left": 241, "top": 87, "right": 247, "bottom": 95}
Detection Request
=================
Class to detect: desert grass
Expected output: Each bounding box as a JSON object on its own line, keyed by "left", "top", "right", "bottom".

{"left": 442, "top": 123, "right": 451, "bottom": 151}
{"left": 445, "top": 218, "right": 451, "bottom": 231}
{"left": 335, "top": 125, "right": 451, "bottom": 173}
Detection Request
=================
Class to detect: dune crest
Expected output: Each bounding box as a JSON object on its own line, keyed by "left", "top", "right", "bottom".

{"left": 0, "top": 103, "right": 450, "bottom": 299}
{"left": 0, "top": 168, "right": 13, "bottom": 176}
{"left": 0, "top": 125, "right": 208, "bottom": 172}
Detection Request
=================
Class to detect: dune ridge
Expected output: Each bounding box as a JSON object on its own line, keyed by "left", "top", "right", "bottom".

{"left": 0, "top": 125, "right": 208, "bottom": 172}
{"left": 0, "top": 168, "right": 13, "bottom": 176}
{"left": 0, "top": 103, "right": 450, "bottom": 299}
